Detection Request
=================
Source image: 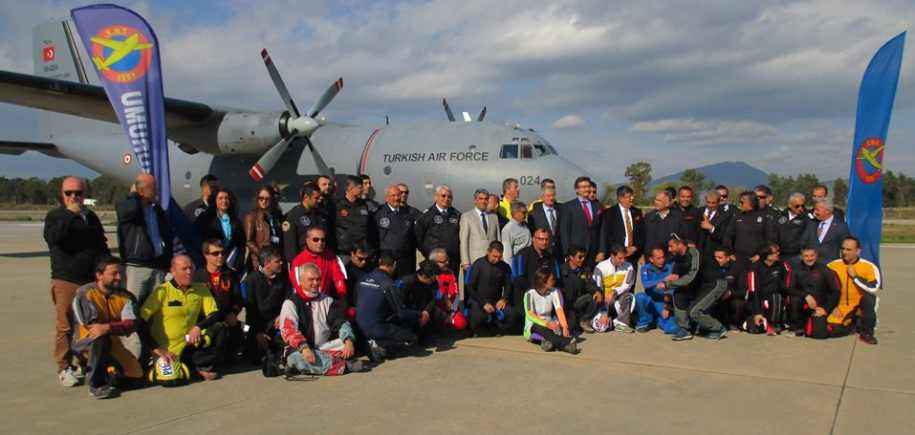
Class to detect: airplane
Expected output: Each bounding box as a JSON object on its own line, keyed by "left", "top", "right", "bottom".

{"left": 0, "top": 19, "right": 600, "bottom": 214}
{"left": 90, "top": 33, "right": 153, "bottom": 71}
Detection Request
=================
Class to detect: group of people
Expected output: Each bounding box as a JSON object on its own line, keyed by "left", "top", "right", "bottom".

{"left": 43, "top": 172, "right": 882, "bottom": 399}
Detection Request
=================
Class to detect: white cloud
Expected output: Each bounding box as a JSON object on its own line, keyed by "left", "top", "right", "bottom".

{"left": 552, "top": 114, "right": 585, "bottom": 129}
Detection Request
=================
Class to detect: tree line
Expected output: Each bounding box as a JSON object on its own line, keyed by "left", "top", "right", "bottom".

{"left": 0, "top": 175, "right": 130, "bottom": 207}
{"left": 620, "top": 161, "right": 915, "bottom": 208}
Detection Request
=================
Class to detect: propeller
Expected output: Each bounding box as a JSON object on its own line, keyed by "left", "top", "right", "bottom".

{"left": 442, "top": 97, "right": 456, "bottom": 122}
{"left": 248, "top": 48, "right": 342, "bottom": 182}
{"left": 441, "top": 97, "right": 486, "bottom": 123}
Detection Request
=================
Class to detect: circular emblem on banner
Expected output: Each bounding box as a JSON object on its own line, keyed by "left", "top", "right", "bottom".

{"left": 855, "top": 137, "right": 885, "bottom": 184}
{"left": 433, "top": 215, "right": 444, "bottom": 225}
{"left": 378, "top": 217, "right": 390, "bottom": 228}
{"left": 282, "top": 221, "right": 291, "bottom": 232}
{"left": 90, "top": 25, "right": 154, "bottom": 83}
{"left": 122, "top": 153, "right": 132, "bottom": 165}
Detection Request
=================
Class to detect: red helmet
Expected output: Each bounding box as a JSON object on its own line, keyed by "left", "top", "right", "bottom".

{"left": 451, "top": 311, "right": 468, "bottom": 330}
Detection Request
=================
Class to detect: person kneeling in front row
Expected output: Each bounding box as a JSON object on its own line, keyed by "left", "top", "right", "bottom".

{"left": 71, "top": 256, "right": 143, "bottom": 399}
{"left": 279, "top": 263, "right": 365, "bottom": 375}
{"left": 523, "top": 268, "right": 579, "bottom": 354}
{"left": 356, "top": 253, "right": 429, "bottom": 361}
{"left": 140, "top": 255, "right": 227, "bottom": 383}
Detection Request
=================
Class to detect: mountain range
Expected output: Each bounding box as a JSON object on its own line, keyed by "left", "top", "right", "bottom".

{"left": 649, "top": 161, "right": 769, "bottom": 189}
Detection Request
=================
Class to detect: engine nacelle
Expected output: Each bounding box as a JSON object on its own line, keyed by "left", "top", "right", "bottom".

{"left": 215, "top": 112, "right": 284, "bottom": 155}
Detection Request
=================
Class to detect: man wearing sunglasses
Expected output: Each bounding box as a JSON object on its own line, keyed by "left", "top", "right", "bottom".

{"left": 774, "top": 193, "right": 811, "bottom": 264}
{"left": 44, "top": 176, "right": 110, "bottom": 387}
{"left": 416, "top": 185, "right": 461, "bottom": 273}
{"left": 289, "top": 227, "right": 347, "bottom": 301}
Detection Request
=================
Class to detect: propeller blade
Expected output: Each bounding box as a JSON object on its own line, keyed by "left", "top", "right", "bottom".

{"left": 304, "top": 136, "right": 333, "bottom": 177}
{"left": 442, "top": 98, "right": 455, "bottom": 122}
{"left": 261, "top": 48, "right": 300, "bottom": 118}
{"left": 248, "top": 136, "right": 293, "bottom": 182}
{"left": 477, "top": 106, "right": 487, "bottom": 122}
{"left": 306, "top": 78, "right": 343, "bottom": 118}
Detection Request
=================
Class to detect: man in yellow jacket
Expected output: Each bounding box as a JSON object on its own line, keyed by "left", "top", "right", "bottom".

{"left": 824, "top": 236, "right": 880, "bottom": 345}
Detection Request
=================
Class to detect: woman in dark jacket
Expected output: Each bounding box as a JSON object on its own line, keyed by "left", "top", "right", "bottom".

{"left": 244, "top": 185, "right": 283, "bottom": 270}
{"left": 195, "top": 187, "right": 245, "bottom": 272}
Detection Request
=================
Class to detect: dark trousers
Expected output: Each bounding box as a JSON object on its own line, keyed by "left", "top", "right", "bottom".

{"left": 816, "top": 292, "right": 878, "bottom": 338}
{"left": 688, "top": 280, "right": 728, "bottom": 333}
{"left": 468, "top": 300, "right": 519, "bottom": 334}
{"left": 85, "top": 335, "right": 143, "bottom": 388}
{"left": 367, "top": 319, "right": 419, "bottom": 347}
{"left": 530, "top": 324, "right": 572, "bottom": 348}
{"left": 720, "top": 292, "right": 746, "bottom": 328}
{"left": 566, "top": 295, "right": 600, "bottom": 328}
{"left": 787, "top": 296, "right": 810, "bottom": 331}
{"left": 181, "top": 322, "right": 228, "bottom": 373}
{"left": 673, "top": 289, "right": 692, "bottom": 330}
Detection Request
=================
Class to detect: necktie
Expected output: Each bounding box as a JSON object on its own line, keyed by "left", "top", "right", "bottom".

{"left": 481, "top": 211, "right": 489, "bottom": 234}
{"left": 818, "top": 221, "right": 827, "bottom": 242}
{"left": 623, "top": 208, "right": 633, "bottom": 247}
{"left": 547, "top": 208, "right": 556, "bottom": 232}
{"left": 581, "top": 201, "right": 592, "bottom": 225}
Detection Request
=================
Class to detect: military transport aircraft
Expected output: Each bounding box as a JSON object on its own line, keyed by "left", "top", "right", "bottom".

{"left": 0, "top": 20, "right": 599, "bottom": 212}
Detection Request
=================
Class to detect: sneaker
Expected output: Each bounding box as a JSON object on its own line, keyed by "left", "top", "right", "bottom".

{"left": 58, "top": 367, "right": 81, "bottom": 387}
{"left": 579, "top": 320, "right": 595, "bottom": 334}
{"left": 671, "top": 329, "right": 693, "bottom": 341}
{"left": 703, "top": 328, "right": 728, "bottom": 341}
{"left": 197, "top": 370, "right": 219, "bottom": 381}
{"left": 345, "top": 360, "right": 367, "bottom": 373}
{"left": 614, "top": 322, "right": 635, "bottom": 333}
{"left": 540, "top": 339, "right": 555, "bottom": 352}
{"left": 367, "top": 340, "right": 387, "bottom": 363}
{"left": 73, "top": 365, "right": 86, "bottom": 380}
{"left": 635, "top": 325, "right": 650, "bottom": 333}
{"left": 858, "top": 333, "right": 878, "bottom": 345}
{"left": 89, "top": 385, "right": 120, "bottom": 399}
{"left": 562, "top": 341, "right": 580, "bottom": 355}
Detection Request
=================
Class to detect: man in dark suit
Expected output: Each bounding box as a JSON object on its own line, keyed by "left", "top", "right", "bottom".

{"left": 697, "top": 190, "right": 731, "bottom": 266}
{"left": 811, "top": 185, "right": 845, "bottom": 222}
{"left": 559, "top": 177, "right": 602, "bottom": 265}
{"left": 802, "top": 199, "right": 850, "bottom": 264}
{"left": 527, "top": 186, "right": 561, "bottom": 258}
{"left": 643, "top": 190, "right": 682, "bottom": 260}
{"left": 597, "top": 185, "right": 644, "bottom": 266}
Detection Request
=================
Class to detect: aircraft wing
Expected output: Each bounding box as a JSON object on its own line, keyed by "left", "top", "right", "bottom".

{"left": 0, "top": 140, "right": 62, "bottom": 157}
{"left": 0, "top": 69, "right": 220, "bottom": 129}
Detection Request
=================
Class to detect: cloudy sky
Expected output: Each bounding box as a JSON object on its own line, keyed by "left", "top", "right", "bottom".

{"left": 1, "top": 0, "right": 913, "bottom": 182}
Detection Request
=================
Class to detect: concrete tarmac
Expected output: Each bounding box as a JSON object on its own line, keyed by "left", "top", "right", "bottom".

{"left": 0, "top": 222, "right": 912, "bottom": 434}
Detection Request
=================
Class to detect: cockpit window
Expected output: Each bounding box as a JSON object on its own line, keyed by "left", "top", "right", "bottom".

{"left": 533, "top": 144, "right": 548, "bottom": 157}
{"left": 520, "top": 144, "right": 533, "bottom": 159}
{"left": 500, "top": 144, "right": 519, "bottom": 159}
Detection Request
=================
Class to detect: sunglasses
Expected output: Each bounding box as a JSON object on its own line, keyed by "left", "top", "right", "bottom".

{"left": 353, "top": 255, "right": 369, "bottom": 261}
{"left": 756, "top": 195, "right": 766, "bottom": 199}
{"left": 439, "top": 194, "right": 453, "bottom": 198}
{"left": 64, "top": 190, "right": 84, "bottom": 197}
{"left": 206, "top": 250, "right": 224, "bottom": 256}
{"left": 257, "top": 196, "right": 271, "bottom": 201}
{"left": 311, "top": 237, "right": 326, "bottom": 242}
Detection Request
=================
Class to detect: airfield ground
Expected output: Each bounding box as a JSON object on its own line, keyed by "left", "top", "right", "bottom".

{"left": 0, "top": 222, "right": 913, "bottom": 434}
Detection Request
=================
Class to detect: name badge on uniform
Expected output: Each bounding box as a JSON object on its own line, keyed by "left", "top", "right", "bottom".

{"left": 360, "top": 209, "right": 369, "bottom": 216}
{"left": 300, "top": 216, "right": 311, "bottom": 226}
{"left": 271, "top": 236, "right": 281, "bottom": 244}
{"left": 379, "top": 217, "right": 391, "bottom": 228}
{"left": 433, "top": 215, "right": 444, "bottom": 225}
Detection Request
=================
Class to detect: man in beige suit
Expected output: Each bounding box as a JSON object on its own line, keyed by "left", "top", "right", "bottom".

{"left": 460, "top": 189, "right": 501, "bottom": 271}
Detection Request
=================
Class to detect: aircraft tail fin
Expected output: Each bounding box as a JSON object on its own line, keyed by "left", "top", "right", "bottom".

{"left": 32, "top": 19, "right": 90, "bottom": 84}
